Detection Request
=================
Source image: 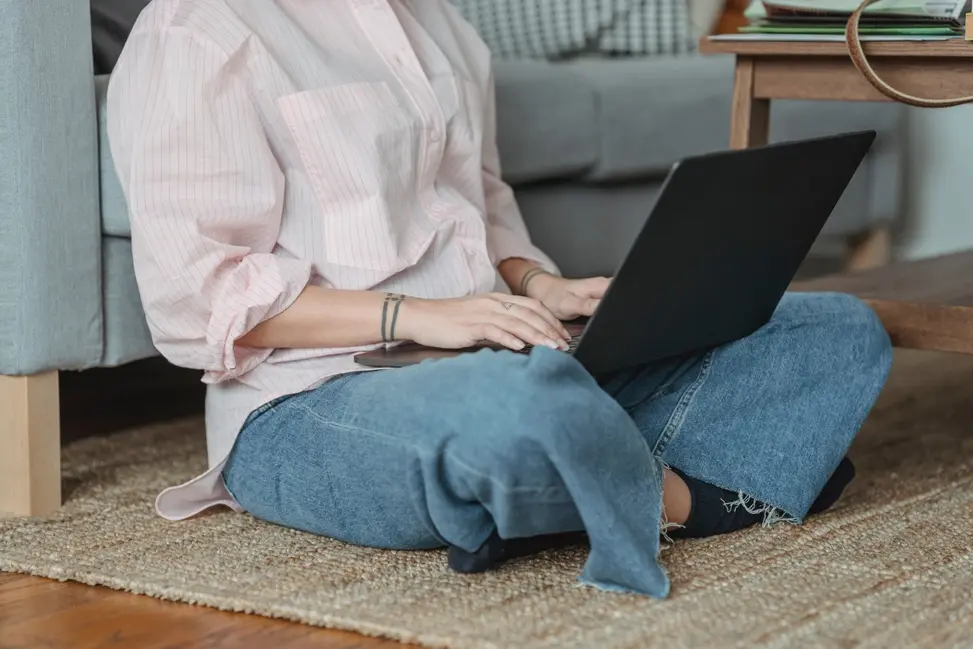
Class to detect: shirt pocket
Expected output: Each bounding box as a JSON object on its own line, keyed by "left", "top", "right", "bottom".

{"left": 276, "top": 82, "right": 434, "bottom": 274}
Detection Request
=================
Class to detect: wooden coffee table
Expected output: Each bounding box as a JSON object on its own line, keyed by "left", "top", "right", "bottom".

{"left": 699, "top": 38, "right": 973, "bottom": 270}
{"left": 699, "top": 37, "right": 973, "bottom": 354}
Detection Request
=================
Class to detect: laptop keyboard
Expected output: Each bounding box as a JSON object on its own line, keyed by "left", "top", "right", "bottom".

{"left": 519, "top": 335, "right": 581, "bottom": 354}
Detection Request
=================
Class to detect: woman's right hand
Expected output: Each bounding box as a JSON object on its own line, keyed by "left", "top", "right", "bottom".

{"left": 398, "top": 294, "right": 571, "bottom": 351}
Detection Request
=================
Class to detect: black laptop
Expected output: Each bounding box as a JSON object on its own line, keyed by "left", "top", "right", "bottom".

{"left": 355, "top": 131, "right": 876, "bottom": 377}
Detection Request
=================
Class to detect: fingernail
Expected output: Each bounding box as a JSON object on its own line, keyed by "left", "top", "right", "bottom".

{"left": 545, "top": 340, "right": 560, "bottom": 350}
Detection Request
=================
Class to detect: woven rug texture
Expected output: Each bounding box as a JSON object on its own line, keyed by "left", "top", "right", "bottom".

{"left": 2, "top": 350, "right": 973, "bottom": 649}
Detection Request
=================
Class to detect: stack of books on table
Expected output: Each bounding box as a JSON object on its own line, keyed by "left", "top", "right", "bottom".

{"left": 717, "top": 0, "right": 970, "bottom": 41}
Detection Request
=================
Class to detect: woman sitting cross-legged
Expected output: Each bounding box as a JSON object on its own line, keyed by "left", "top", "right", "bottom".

{"left": 107, "top": 0, "right": 892, "bottom": 597}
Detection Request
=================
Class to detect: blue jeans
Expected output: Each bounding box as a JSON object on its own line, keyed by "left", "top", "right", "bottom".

{"left": 223, "top": 293, "right": 892, "bottom": 597}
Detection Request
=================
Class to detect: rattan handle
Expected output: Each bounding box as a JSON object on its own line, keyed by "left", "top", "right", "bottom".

{"left": 845, "top": 0, "right": 973, "bottom": 107}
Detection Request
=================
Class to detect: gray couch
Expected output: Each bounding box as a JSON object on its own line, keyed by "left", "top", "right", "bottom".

{"left": 495, "top": 56, "right": 904, "bottom": 279}
{"left": 0, "top": 1, "right": 904, "bottom": 515}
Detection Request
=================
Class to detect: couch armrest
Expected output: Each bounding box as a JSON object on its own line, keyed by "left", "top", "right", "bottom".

{"left": 0, "top": 0, "right": 104, "bottom": 375}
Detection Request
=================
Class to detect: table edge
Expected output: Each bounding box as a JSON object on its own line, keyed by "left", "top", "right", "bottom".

{"left": 698, "top": 36, "right": 973, "bottom": 58}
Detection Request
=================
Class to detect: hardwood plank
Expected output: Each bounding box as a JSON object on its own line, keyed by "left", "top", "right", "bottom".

{"left": 0, "top": 572, "right": 412, "bottom": 649}
{"left": 699, "top": 37, "right": 973, "bottom": 58}
{"left": 0, "top": 373, "right": 61, "bottom": 517}
{"left": 751, "top": 56, "right": 973, "bottom": 102}
{"left": 797, "top": 251, "right": 973, "bottom": 306}
{"left": 795, "top": 251, "right": 973, "bottom": 354}
{"left": 861, "top": 301, "right": 973, "bottom": 354}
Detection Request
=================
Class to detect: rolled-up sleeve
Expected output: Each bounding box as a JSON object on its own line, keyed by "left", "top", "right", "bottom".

{"left": 480, "top": 70, "right": 560, "bottom": 276}
{"left": 107, "top": 29, "right": 312, "bottom": 382}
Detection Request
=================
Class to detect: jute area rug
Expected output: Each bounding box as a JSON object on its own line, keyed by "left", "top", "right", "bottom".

{"left": 2, "top": 350, "right": 973, "bottom": 649}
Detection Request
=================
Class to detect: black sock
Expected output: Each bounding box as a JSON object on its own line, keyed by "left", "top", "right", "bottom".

{"left": 809, "top": 457, "right": 856, "bottom": 515}
{"left": 447, "top": 530, "right": 586, "bottom": 574}
{"left": 669, "top": 457, "right": 856, "bottom": 539}
{"left": 667, "top": 468, "right": 765, "bottom": 539}
{"left": 447, "top": 458, "right": 857, "bottom": 573}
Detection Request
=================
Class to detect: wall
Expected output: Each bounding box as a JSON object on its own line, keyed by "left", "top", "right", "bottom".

{"left": 897, "top": 105, "right": 973, "bottom": 260}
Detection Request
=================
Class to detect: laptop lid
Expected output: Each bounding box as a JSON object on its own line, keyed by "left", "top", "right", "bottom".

{"left": 572, "top": 131, "right": 876, "bottom": 377}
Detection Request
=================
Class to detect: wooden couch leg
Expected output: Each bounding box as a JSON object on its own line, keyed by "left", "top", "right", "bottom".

{"left": 846, "top": 227, "right": 892, "bottom": 272}
{"left": 0, "top": 372, "right": 61, "bottom": 516}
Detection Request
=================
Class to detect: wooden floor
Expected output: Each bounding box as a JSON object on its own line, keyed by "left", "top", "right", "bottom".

{"left": 0, "top": 572, "right": 408, "bottom": 649}
{"left": 3, "top": 358, "right": 410, "bottom": 649}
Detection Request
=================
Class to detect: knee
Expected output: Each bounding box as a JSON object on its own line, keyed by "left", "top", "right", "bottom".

{"left": 787, "top": 292, "right": 892, "bottom": 377}
{"left": 821, "top": 292, "right": 891, "bottom": 362}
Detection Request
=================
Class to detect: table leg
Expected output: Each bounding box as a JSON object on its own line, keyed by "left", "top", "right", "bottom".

{"left": 846, "top": 227, "right": 892, "bottom": 271}
{"left": 730, "top": 57, "right": 770, "bottom": 149}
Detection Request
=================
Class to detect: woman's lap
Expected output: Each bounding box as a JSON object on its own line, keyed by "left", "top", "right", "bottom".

{"left": 223, "top": 292, "right": 892, "bottom": 589}
{"left": 223, "top": 344, "right": 659, "bottom": 553}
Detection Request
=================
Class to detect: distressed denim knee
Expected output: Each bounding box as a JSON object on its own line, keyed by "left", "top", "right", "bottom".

{"left": 786, "top": 292, "right": 893, "bottom": 390}
{"left": 656, "top": 292, "right": 892, "bottom": 522}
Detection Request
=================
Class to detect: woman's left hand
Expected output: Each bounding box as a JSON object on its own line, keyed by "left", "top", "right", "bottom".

{"left": 526, "top": 274, "right": 611, "bottom": 321}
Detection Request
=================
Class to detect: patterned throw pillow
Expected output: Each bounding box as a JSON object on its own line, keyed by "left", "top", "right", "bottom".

{"left": 449, "top": 0, "right": 695, "bottom": 59}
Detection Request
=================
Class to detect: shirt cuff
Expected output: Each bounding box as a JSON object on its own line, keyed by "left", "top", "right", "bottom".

{"left": 488, "top": 225, "right": 560, "bottom": 276}
{"left": 203, "top": 256, "right": 314, "bottom": 383}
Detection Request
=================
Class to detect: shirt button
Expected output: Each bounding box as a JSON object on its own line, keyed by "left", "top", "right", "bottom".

{"left": 430, "top": 128, "right": 442, "bottom": 143}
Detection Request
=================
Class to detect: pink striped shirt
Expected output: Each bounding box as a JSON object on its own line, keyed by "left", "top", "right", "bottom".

{"left": 107, "top": 0, "right": 556, "bottom": 521}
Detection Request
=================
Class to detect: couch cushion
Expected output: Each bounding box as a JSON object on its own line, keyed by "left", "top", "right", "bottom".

{"left": 96, "top": 75, "right": 132, "bottom": 237}
{"left": 554, "top": 55, "right": 904, "bottom": 185}
{"left": 102, "top": 235, "right": 156, "bottom": 365}
{"left": 567, "top": 55, "right": 738, "bottom": 181}
{"left": 494, "top": 60, "right": 600, "bottom": 184}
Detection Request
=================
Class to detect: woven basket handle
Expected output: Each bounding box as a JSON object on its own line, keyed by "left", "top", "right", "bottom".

{"left": 845, "top": 0, "right": 973, "bottom": 107}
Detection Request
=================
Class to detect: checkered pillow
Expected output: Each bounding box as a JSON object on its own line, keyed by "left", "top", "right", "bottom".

{"left": 450, "top": 0, "right": 694, "bottom": 60}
